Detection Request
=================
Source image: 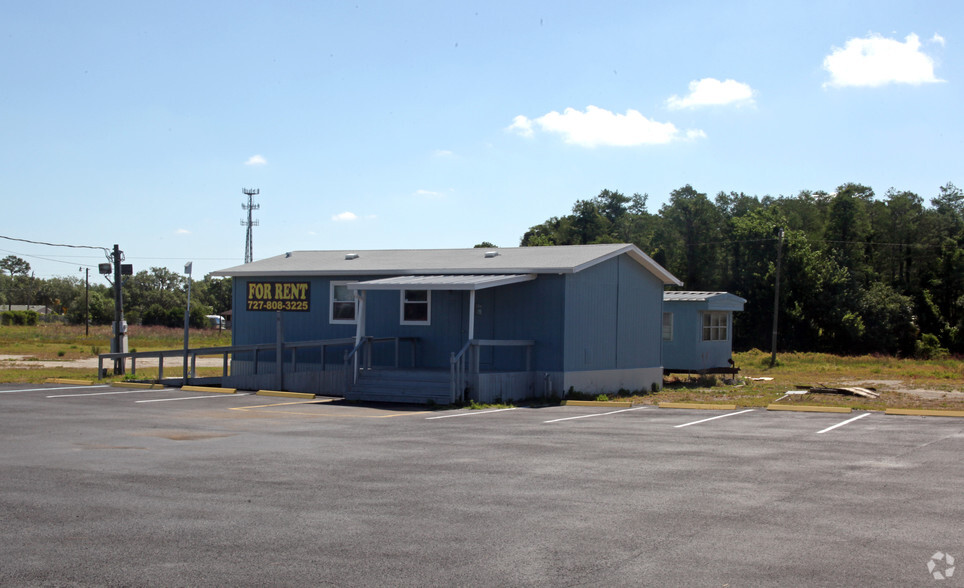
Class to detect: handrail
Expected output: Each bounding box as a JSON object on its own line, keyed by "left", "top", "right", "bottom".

{"left": 343, "top": 336, "right": 419, "bottom": 394}
{"left": 450, "top": 338, "right": 535, "bottom": 403}
{"left": 452, "top": 339, "right": 472, "bottom": 364}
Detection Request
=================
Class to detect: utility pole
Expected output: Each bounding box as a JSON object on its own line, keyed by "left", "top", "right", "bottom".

{"left": 241, "top": 188, "right": 260, "bottom": 264}
{"left": 111, "top": 244, "right": 126, "bottom": 374}
{"left": 102, "top": 244, "right": 132, "bottom": 374}
{"left": 770, "top": 228, "right": 785, "bottom": 368}
{"left": 183, "top": 261, "right": 193, "bottom": 385}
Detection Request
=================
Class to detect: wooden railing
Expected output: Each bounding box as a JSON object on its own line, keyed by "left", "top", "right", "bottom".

{"left": 97, "top": 338, "right": 358, "bottom": 383}
{"left": 449, "top": 339, "right": 534, "bottom": 403}
{"left": 342, "top": 336, "right": 418, "bottom": 394}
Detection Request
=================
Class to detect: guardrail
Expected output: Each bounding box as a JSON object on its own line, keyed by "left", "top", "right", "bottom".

{"left": 98, "top": 338, "right": 359, "bottom": 382}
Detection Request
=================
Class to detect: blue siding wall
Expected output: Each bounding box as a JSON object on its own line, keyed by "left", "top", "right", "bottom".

{"left": 563, "top": 255, "right": 663, "bottom": 372}
{"left": 662, "top": 301, "right": 734, "bottom": 370}
{"left": 616, "top": 255, "right": 664, "bottom": 368}
{"left": 476, "top": 275, "right": 565, "bottom": 372}
{"left": 232, "top": 274, "right": 567, "bottom": 371}
{"left": 563, "top": 260, "right": 618, "bottom": 371}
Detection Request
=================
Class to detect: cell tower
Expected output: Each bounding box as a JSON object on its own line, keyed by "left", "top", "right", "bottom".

{"left": 241, "top": 188, "right": 260, "bottom": 264}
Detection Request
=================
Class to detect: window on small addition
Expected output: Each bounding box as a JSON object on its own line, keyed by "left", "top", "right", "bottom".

{"left": 330, "top": 282, "right": 356, "bottom": 324}
{"left": 401, "top": 289, "right": 430, "bottom": 325}
{"left": 702, "top": 311, "right": 728, "bottom": 341}
{"left": 662, "top": 312, "right": 673, "bottom": 341}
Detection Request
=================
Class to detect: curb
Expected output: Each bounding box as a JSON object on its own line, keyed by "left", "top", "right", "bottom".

{"left": 257, "top": 390, "right": 316, "bottom": 400}
{"left": 658, "top": 402, "right": 738, "bottom": 410}
{"left": 44, "top": 378, "right": 94, "bottom": 386}
{"left": 562, "top": 400, "right": 634, "bottom": 408}
{"left": 886, "top": 408, "right": 964, "bottom": 418}
{"left": 111, "top": 382, "right": 166, "bottom": 389}
{"left": 181, "top": 385, "right": 237, "bottom": 394}
{"left": 767, "top": 404, "right": 851, "bottom": 413}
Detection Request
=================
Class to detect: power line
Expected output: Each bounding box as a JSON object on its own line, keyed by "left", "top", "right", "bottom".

{"left": 0, "top": 247, "right": 98, "bottom": 268}
{"left": 0, "top": 234, "right": 109, "bottom": 253}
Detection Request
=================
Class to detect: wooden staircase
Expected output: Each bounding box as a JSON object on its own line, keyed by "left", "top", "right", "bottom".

{"left": 347, "top": 368, "right": 453, "bottom": 405}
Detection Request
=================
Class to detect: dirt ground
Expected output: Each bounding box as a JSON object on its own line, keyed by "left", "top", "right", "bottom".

{"left": 838, "top": 378, "right": 964, "bottom": 401}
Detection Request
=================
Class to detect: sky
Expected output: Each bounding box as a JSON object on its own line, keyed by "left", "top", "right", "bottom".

{"left": 1, "top": 1, "right": 961, "bottom": 283}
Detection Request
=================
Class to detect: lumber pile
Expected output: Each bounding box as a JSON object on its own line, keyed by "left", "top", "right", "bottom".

{"left": 794, "top": 385, "right": 881, "bottom": 399}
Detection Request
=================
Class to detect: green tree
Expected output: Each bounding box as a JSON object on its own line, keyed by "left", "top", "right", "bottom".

{"left": 67, "top": 287, "right": 114, "bottom": 325}
{"left": 823, "top": 183, "right": 873, "bottom": 284}
{"left": 854, "top": 282, "right": 918, "bottom": 355}
{"left": 195, "top": 275, "right": 233, "bottom": 316}
{"left": 658, "top": 185, "right": 723, "bottom": 289}
{"left": 124, "top": 267, "right": 187, "bottom": 318}
{"left": 0, "top": 255, "right": 30, "bottom": 277}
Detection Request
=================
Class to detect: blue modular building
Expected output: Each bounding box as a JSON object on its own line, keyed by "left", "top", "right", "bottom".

{"left": 211, "top": 244, "right": 682, "bottom": 404}
{"left": 661, "top": 291, "right": 746, "bottom": 374}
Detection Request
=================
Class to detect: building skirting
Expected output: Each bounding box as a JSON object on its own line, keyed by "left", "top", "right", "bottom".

{"left": 561, "top": 367, "right": 663, "bottom": 395}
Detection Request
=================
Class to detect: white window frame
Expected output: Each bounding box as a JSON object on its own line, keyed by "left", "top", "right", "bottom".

{"left": 701, "top": 311, "right": 728, "bottom": 342}
{"left": 400, "top": 289, "right": 431, "bottom": 325}
{"left": 662, "top": 312, "right": 673, "bottom": 341}
{"left": 330, "top": 281, "right": 357, "bottom": 325}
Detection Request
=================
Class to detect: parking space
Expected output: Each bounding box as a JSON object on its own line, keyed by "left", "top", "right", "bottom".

{"left": 1, "top": 383, "right": 961, "bottom": 585}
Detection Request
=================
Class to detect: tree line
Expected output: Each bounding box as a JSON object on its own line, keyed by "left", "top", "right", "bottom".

{"left": 519, "top": 182, "right": 964, "bottom": 356}
{"left": 0, "top": 258, "right": 231, "bottom": 329}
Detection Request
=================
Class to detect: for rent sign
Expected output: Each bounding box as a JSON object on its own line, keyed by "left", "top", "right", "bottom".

{"left": 246, "top": 281, "right": 311, "bottom": 311}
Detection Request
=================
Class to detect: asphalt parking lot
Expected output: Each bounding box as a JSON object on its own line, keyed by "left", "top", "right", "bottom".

{"left": 2, "top": 383, "right": 962, "bottom": 587}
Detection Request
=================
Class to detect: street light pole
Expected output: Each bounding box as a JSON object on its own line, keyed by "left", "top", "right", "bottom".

{"left": 183, "top": 262, "right": 193, "bottom": 386}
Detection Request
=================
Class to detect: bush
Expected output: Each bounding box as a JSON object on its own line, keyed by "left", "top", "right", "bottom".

{"left": 0, "top": 310, "right": 38, "bottom": 325}
{"left": 915, "top": 333, "right": 949, "bottom": 360}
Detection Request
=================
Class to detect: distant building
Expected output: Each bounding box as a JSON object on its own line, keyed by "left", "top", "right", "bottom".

{"left": 4, "top": 305, "right": 56, "bottom": 315}
{"left": 213, "top": 244, "right": 682, "bottom": 403}
{"left": 662, "top": 291, "right": 746, "bottom": 374}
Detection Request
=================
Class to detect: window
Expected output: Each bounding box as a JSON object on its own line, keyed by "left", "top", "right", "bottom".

{"left": 662, "top": 312, "right": 673, "bottom": 341}
{"left": 400, "top": 290, "right": 430, "bottom": 325}
{"left": 702, "top": 311, "right": 728, "bottom": 341}
{"left": 330, "top": 282, "right": 356, "bottom": 324}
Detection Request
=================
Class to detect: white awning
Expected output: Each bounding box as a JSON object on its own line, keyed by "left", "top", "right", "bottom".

{"left": 347, "top": 274, "right": 537, "bottom": 291}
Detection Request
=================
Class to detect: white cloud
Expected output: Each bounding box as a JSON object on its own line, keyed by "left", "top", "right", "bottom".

{"left": 931, "top": 33, "right": 946, "bottom": 47}
{"left": 822, "top": 33, "right": 943, "bottom": 88}
{"left": 332, "top": 211, "right": 358, "bottom": 222}
{"left": 244, "top": 154, "right": 267, "bottom": 166}
{"left": 666, "top": 78, "right": 756, "bottom": 109}
{"left": 507, "top": 105, "right": 702, "bottom": 147}
{"left": 176, "top": 228, "right": 190, "bottom": 235}
{"left": 506, "top": 115, "right": 534, "bottom": 138}
{"left": 433, "top": 149, "right": 455, "bottom": 158}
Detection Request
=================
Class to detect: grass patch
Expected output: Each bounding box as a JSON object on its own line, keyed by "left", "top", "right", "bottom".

{"left": 0, "top": 324, "right": 229, "bottom": 361}
{"left": 467, "top": 399, "right": 515, "bottom": 410}
{"left": 635, "top": 350, "right": 964, "bottom": 411}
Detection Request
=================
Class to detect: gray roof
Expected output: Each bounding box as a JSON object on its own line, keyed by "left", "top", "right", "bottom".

{"left": 347, "top": 274, "right": 536, "bottom": 291}
{"left": 212, "top": 244, "right": 682, "bottom": 285}
{"left": 664, "top": 291, "right": 746, "bottom": 311}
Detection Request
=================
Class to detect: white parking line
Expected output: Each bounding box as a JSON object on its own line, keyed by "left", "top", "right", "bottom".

{"left": 674, "top": 409, "right": 755, "bottom": 428}
{"left": 1, "top": 385, "right": 110, "bottom": 394}
{"left": 544, "top": 407, "right": 647, "bottom": 423}
{"left": 136, "top": 393, "right": 251, "bottom": 403}
{"left": 427, "top": 407, "right": 519, "bottom": 419}
{"left": 46, "top": 389, "right": 163, "bottom": 398}
{"left": 816, "top": 412, "right": 872, "bottom": 434}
